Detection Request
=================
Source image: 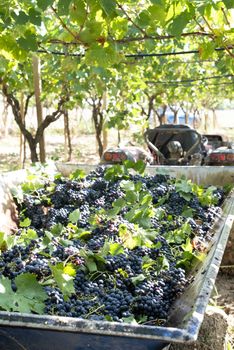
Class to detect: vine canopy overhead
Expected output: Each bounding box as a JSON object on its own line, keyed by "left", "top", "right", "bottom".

{"left": 0, "top": 0, "right": 234, "bottom": 69}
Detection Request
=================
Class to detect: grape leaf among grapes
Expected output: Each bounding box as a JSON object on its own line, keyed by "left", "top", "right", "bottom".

{"left": 49, "top": 263, "right": 75, "bottom": 298}
{"left": 0, "top": 231, "right": 17, "bottom": 252}
{"left": 118, "top": 224, "right": 140, "bottom": 249}
{"left": 109, "top": 242, "right": 124, "bottom": 256}
{"left": 68, "top": 209, "right": 81, "bottom": 224}
{"left": 18, "top": 228, "right": 38, "bottom": 245}
{"left": 19, "top": 217, "right": 31, "bottom": 228}
{"left": 131, "top": 274, "right": 146, "bottom": 286}
{"left": 0, "top": 273, "right": 47, "bottom": 314}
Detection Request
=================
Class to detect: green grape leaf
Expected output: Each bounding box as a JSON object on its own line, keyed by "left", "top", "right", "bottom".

{"left": 105, "top": 315, "right": 113, "bottom": 321}
{"left": 50, "top": 223, "right": 64, "bottom": 236}
{"left": 69, "top": 168, "right": 86, "bottom": 180}
{"left": 175, "top": 179, "right": 192, "bottom": 194}
{"left": 77, "top": 230, "right": 92, "bottom": 239}
{"left": 223, "top": 0, "right": 234, "bottom": 9}
{"left": 15, "top": 273, "right": 47, "bottom": 313}
{"left": 181, "top": 193, "right": 192, "bottom": 201}
{"left": 80, "top": 248, "right": 106, "bottom": 272}
{"left": 154, "top": 207, "right": 165, "bottom": 220}
{"left": 13, "top": 11, "right": 29, "bottom": 25}
{"left": 86, "top": 258, "right": 97, "bottom": 272}
{"left": 142, "top": 255, "right": 156, "bottom": 270}
{"left": 70, "top": 0, "right": 87, "bottom": 25}
{"left": 0, "top": 232, "right": 7, "bottom": 252}
{"left": 68, "top": 209, "right": 81, "bottom": 223}
{"left": 79, "top": 19, "right": 104, "bottom": 44}
{"left": 104, "top": 164, "right": 128, "bottom": 182}
{"left": 99, "top": 0, "right": 116, "bottom": 17}
{"left": 148, "top": 4, "right": 166, "bottom": 24}
{"left": 199, "top": 42, "right": 216, "bottom": 60}
{"left": 223, "top": 183, "right": 234, "bottom": 194}
{"left": 63, "top": 263, "right": 76, "bottom": 276}
{"left": 182, "top": 207, "right": 194, "bottom": 218}
{"left": 125, "top": 206, "right": 153, "bottom": 229}
{"left": 194, "top": 251, "right": 206, "bottom": 262}
{"left": 121, "top": 315, "right": 138, "bottom": 324}
{"left": 93, "top": 253, "right": 106, "bottom": 264}
{"left": 0, "top": 276, "right": 15, "bottom": 310}
{"left": 175, "top": 179, "right": 193, "bottom": 201}
{"left": 120, "top": 180, "right": 135, "bottom": 192}
{"left": 107, "top": 206, "right": 122, "bottom": 218}
{"left": 168, "top": 11, "right": 192, "bottom": 36}
{"left": 19, "top": 217, "right": 31, "bottom": 228}
{"left": 166, "top": 222, "right": 191, "bottom": 244}
{"left": 139, "top": 193, "right": 152, "bottom": 206}
{"left": 119, "top": 224, "right": 140, "bottom": 249}
{"left": 135, "top": 182, "right": 142, "bottom": 192}
{"left": 59, "top": 238, "right": 73, "bottom": 247}
{"left": 134, "top": 160, "right": 146, "bottom": 174}
{"left": 176, "top": 250, "right": 194, "bottom": 269}
{"left": 124, "top": 160, "right": 136, "bottom": 170}
{"left": 113, "top": 198, "right": 126, "bottom": 209}
{"left": 135, "top": 227, "right": 155, "bottom": 247}
{"left": 0, "top": 274, "right": 47, "bottom": 314}
{"left": 156, "top": 255, "right": 169, "bottom": 272}
{"left": 109, "top": 242, "right": 124, "bottom": 256}
{"left": 37, "top": 0, "right": 54, "bottom": 10}
{"left": 21, "top": 178, "right": 44, "bottom": 193}
{"left": 0, "top": 231, "right": 17, "bottom": 252}
{"left": 167, "top": 214, "right": 173, "bottom": 221}
{"left": 58, "top": 0, "right": 72, "bottom": 15}
{"left": 17, "top": 32, "right": 38, "bottom": 51}
{"left": 110, "top": 17, "right": 128, "bottom": 39}
{"left": 117, "top": 268, "right": 128, "bottom": 278}
{"left": 138, "top": 315, "right": 148, "bottom": 324}
{"left": 18, "top": 228, "right": 38, "bottom": 245}
{"left": 45, "top": 230, "right": 54, "bottom": 242}
{"left": 198, "top": 186, "right": 218, "bottom": 206}
{"left": 125, "top": 190, "right": 138, "bottom": 203}
{"left": 124, "top": 160, "right": 146, "bottom": 174}
{"left": 99, "top": 240, "right": 110, "bottom": 256}
{"left": 131, "top": 274, "right": 146, "bottom": 286}
{"left": 177, "top": 250, "right": 205, "bottom": 270}
{"left": 28, "top": 8, "right": 41, "bottom": 25}
{"left": 137, "top": 10, "right": 151, "bottom": 27}
{"left": 150, "top": 0, "right": 165, "bottom": 5}
{"left": 85, "top": 43, "right": 122, "bottom": 68}
{"left": 181, "top": 238, "right": 193, "bottom": 253}
{"left": 49, "top": 263, "right": 75, "bottom": 298}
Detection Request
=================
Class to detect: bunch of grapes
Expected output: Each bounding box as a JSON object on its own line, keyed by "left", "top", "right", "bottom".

{"left": 0, "top": 165, "right": 225, "bottom": 325}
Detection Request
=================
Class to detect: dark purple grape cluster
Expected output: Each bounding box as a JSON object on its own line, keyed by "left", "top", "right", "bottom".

{"left": 0, "top": 165, "right": 225, "bottom": 325}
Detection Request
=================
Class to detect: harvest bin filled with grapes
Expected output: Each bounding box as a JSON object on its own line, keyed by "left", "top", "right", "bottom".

{"left": 0, "top": 163, "right": 233, "bottom": 350}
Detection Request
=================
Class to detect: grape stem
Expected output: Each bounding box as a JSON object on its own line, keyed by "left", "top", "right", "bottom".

{"left": 84, "top": 304, "right": 105, "bottom": 318}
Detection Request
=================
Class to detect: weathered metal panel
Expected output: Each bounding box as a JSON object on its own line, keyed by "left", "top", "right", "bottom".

{"left": 55, "top": 163, "right": 234, "bottom": 186}
{"left": 0, "top": 326, "right": 169, "bottom": 350}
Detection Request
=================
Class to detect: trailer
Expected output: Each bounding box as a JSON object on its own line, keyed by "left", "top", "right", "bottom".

{"left": 0, "top": 164, "right": 233, "bottom": 350}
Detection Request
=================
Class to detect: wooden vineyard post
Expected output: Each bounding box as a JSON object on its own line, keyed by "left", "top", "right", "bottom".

{"left": 19, "top": 92, "right": 26, "bottom": 168}
{"left": 102, "top": 91, "right": 108, "bottom": 151}
{"left": 32, "top": 55, "right": 46, "bottom": 163}
{"left": 64, "top": 109, "right": 72, "bottom": 161}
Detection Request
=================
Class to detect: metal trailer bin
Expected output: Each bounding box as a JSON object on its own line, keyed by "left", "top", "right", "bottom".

{"left": 0, "top": 165, "right": 233, "bottom": 350}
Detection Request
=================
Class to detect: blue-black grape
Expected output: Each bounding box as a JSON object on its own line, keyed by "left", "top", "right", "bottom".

{"left": 2, "top": 165, "right": 225, "bottom": 325}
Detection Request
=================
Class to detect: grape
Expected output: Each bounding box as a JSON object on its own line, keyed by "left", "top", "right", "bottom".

{"left": 1, "top": 165, "right": 225, "bottom": 325}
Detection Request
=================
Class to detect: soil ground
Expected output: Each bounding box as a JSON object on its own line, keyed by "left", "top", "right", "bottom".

{"left": 0, "top": 133, "right": 233, "bottom": 349}
{"left": 215, "top": 269, "right": 234, "bottom": 349}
